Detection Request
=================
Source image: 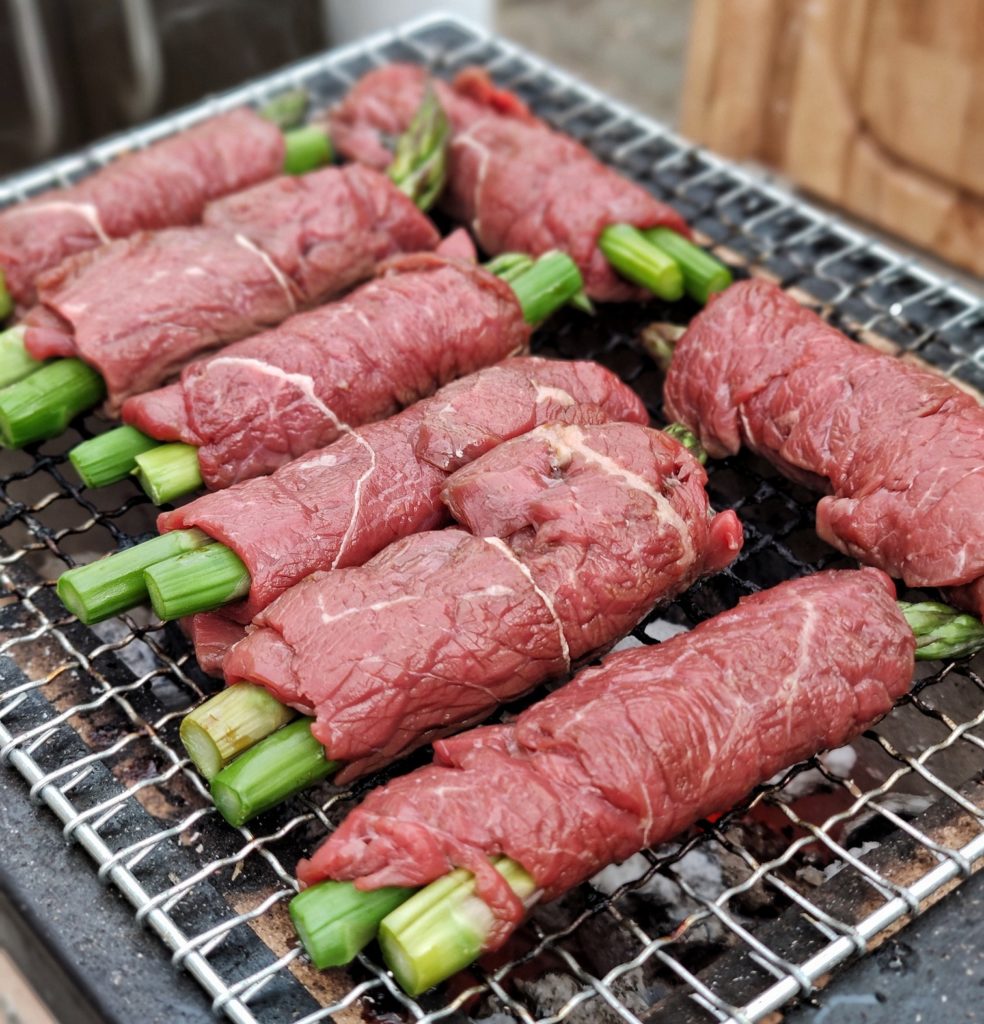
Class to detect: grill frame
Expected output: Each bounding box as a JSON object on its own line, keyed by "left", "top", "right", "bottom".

{"left": 1, "top": 13, "right": 984, "bottom": 1024}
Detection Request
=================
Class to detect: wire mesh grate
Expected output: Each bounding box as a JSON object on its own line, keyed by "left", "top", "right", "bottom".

{"left": 1, "top": 13, "right": 984, "bottom": 1024}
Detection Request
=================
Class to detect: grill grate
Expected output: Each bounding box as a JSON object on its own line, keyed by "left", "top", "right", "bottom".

{"left": 2, "top": 14, "right": 984, "bottom": 1024}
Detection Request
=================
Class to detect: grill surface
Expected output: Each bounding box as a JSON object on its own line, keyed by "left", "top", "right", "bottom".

{"left": 2, "top": 14, "right": 984, "bottom": 1024}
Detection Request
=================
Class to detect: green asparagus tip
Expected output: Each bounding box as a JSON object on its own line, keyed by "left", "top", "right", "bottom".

{"left": 133, "top": 442, "right": 203, "bottom": 504}
{"left": 283, "top": 125, "right": 333, "bottom": 175}
{"left": 484, "top": 252, "right": 535, "bottom": 284}
{"left": 663, "top": 422, "right": 707, "bottom": 465}
{"left": 181, "top": 683, "right": 297, "bottom": 780}
{"left": 899, "top": 601, "right": 984, "bottom": 661}
{"left": 508, "top": 250, "right": 584, "bottom": 325}
{"left": 70, "top": 425, "right": 160, "bottom": 489}
{"left": 210, "top": 718, "right": 339, "bottom": 826}
{"left": 0, "top": 271, "right": 13, "bottom": 322}
{"left": 291, "top": 881, "right": 416, "bottom": 969}
{"left": 144, "top": 542, "right": 250, "bottom": 621}
{"left": 260, "top": 89, "right": 309, "bottom": 130}
{"left": 56, "top": 528, "right": 211, "bottom": 624}
{"left": 388, "top": 84, "right": 451, "bottom": 211}
{"left": 0, "top": 326, "right": 41, "bottom": 389}
{"left": 0, "top": 358, "right": 105, "bottom": 447}
{"left": 644, "top": 227, "right": 732, "bottom": 305}
{"left": 599, "top": 224, "right": 684, "bottom": 302}
{"left": 378, "top": 857, "right": 537, "bottom": 996}
{"left": 639, "top": 322, "right": 685, "bottom": 372}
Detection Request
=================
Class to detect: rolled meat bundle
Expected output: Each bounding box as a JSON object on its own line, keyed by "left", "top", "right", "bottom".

{"left": 301, "top": 567, "right": 913, "bottom": 956}
{"left": 0, "top": 108, "right": 285, "bottom": 308}
{"left": 171, "top": 356, "right": 648, "bottom": 659}
{"left": 329, "top": 64, "right": 690, "bottom": 301}
{"left": 663, "top": 278, "right": 984, "bottom": 617}
{"left": 224, "top": 420, "right": 743, "bottom": 782}
{"left": 124, "top": 247, "right": 526, "bottom": 487}
{"left": 23, "top": 165, "right": 439, "bottom": 411}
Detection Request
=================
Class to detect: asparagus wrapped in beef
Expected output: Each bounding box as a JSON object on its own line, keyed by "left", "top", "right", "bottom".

{"left": 294, "top": 568, "right": 984, "bottom": 990}
{"left": 0, "top": 93, "right": 448, "bottom": 442}
{"left": 329, "top": 63, "right": 732, "bottom": 303}
{"left": 662, "top": 278, "right": 984, "bottom": 619}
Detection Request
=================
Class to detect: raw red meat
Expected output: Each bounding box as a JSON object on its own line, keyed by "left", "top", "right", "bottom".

{"left": 124, "top": 250, "right": 528, "bottom": 486}
{"left": 164, "top": 357, "right": 648, "bottom": 631}
{"left": 224, "top": 420, "right": 742, "bottom": 782}
{"left": 0, "top": 109, "right": 283, "bottom": 307}
{"left": 329, "top": 64, "right": 690, "bottom": 302}
{"left": 664, "top": 279, "right": 984, "bottom": 615}
{"left": 301, "top": 568, "right": 913, "bottom": 946}
{"left": 23, "top": 166, "right": 438, "bottom": 412}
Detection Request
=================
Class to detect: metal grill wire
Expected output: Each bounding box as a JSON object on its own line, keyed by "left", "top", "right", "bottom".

{"left": 1, "top": 14, "right": 984, "bottom": 1024}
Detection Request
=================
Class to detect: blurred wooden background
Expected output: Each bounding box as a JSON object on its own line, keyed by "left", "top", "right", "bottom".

{"left": 681, "top": 0, "right": 984, "bottom": 277}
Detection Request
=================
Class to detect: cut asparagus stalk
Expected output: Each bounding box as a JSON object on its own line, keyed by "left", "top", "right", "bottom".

{"left": 56, "top": 528, "right": 211, "bottom": 624}
{"left": 663, "top": 422, "right": 708, "bottom": 465}
{"left": 210, "top": 718, "right": 338, "bottom": 826}
{"left": 70, "top": 425, "right": 160, "bottom": 489}
{"left": 509, "top": 251, "right": 583, "bottom": 325}
{"left": 598, "top": 224, "right": 684, "bottom": 301}
{"left": 387, "top": 84, "right": 450, "bottom": 211}
{"left": 0, "top": 327, "right": 39, "bottom": 388}
{"left": 144, "top": 542, "right": 250, "bottom": 621}
{"left": 378, "top": 857, "right": 538, "bottom": 996}
{"left": 290, "top": 881, "right": 416, "bottom": 969}
{"left": 0, "top": 270, "right": 12, "bottom": 321}
{"left": 644, "top": 227, "right": 732, "bottom": 304}
{"left": 180, "top": 683, "right": 297, "bottom": 780}
{"left": 639, "top": 321, "right": 685, "bottom": 372}
{"left": 133, "top": 443, "right": 203, "bottom": 504}
{"left": 282, "top": 125, "right": 333, "bottom": 175}
{"left": 900, "top": 601, "right": 984, "bottom": 661}
{"left": 0, "top": 358, "right": 105, "bottom": 447}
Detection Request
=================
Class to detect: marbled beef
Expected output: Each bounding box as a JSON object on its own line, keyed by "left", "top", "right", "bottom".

{"left": 664, "top": 279, "right": 984, "bottom": 617}
{"left": 329, "top": 64, "right": 690, "bottom": 302}
{"left": 167, "top": 357, "right": 647, "bottom": 653}
{"left": 0, "top": 109, "right": 283, "bottom": 307}
{"left": 224, "top": 420, "right": 743, "bottom": 782}
{"left": 302, "top": 568, "right": 913, "bottom": 947}
{"left": 124, "top": 248, "right": 528, "bottom": 486}
{"left": 23, "top": 165, "right": 438, "bottom": 412}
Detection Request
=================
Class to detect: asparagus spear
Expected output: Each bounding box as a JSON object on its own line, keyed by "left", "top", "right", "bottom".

{"left": 133, "top": 443, "right": 203, "bottom": 504}
{"left": 387, "top": 84, "right": 450, "bottom": 212}
{"left": 56, "top": 528, "right": 211, "bottom": 623}
{"left": 0, "top": 359, "right": 104, "bottom": 448}
{"left": 291, "top": 881, "right": 416, "bottom": 969}
{"left": 378, "top": 857, "right": 537, "bottom": 996}
{"left": 644, "top": 227, "right": 732, "bottom": 304}
{"left": 210, "top": 718, "right": 338, "bottom": 826}
{"left": 282, "top": 126, "right": 333, "bottom": 175}
{"left": 70, "top": 425, "right": 161, "bottom": 489}
{"left": 0, "top": 271, "right": 12, "bottom": 322}
{"left": 180, "top": 683, "right": 296, "bottom": 780}
{"left": 0, "top": 327, "right": 39, "bottom": 389}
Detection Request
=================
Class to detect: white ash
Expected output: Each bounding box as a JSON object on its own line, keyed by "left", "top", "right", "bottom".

{"left": 822, "top": 839, "right": 883, "bottom": 880}
{"left": 610, "top": 633, "right": 645, "bottom": 652}
{"left": 772, "top": 745, "right": 858, "bottom": 800}
{"left": 591, "top": 846, "right": 729, "bottom": 944}
{"left": 643, "top": 617, "right": 690, "bottom": 642}
{"left": 514, "top": 966, "right": 654, "bottom": 1024}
